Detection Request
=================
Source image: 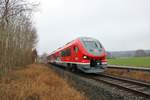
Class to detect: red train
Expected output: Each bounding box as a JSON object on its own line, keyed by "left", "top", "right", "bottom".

{"left": 47, "top": 37, "right": 107, "bottom": 73}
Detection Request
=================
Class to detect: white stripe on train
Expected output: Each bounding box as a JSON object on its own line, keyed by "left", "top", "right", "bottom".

{"left": 52, "top": 60, "right": 90, "bottom": 65}
{"left": 51, "top": 60, "right": 107, "bottom": 65}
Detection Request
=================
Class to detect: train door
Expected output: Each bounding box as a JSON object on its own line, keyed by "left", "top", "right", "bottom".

{"left": 73, "top": 46, "right": 80, "bottom": 62}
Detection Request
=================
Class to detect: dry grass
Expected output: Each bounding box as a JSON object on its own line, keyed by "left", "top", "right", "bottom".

{"left": 0, "top": 64, "right": 87, "bottom": 100}
{"left": 105, "top": 68, "right": 150, "bottom": 83}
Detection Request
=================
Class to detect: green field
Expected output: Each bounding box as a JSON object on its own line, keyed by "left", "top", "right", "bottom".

{"left": 108, "top": 56, "right": 150, "bottom": 68}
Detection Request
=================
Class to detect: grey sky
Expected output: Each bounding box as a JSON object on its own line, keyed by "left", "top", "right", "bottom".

{"left": 34, "top": 0, "right": 150, "bottom": 54}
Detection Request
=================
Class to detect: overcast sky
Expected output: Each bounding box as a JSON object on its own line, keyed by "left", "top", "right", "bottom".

{"left": 34, "top": 0, "right": 150, "bottom": 55}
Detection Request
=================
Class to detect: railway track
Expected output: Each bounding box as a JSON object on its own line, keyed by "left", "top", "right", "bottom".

{"left": 89, "top": 74, "right": 150, "bottom": 97}
{"left": 50, "top": 64, "right": 150, "bottom": 98}
{"left": 107, "top": 64, "right": 150, "bottom": 72}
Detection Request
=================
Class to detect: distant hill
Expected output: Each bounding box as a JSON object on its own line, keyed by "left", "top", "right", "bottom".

{"left": 107, "top": 50, "right": 150, "bottom": 58}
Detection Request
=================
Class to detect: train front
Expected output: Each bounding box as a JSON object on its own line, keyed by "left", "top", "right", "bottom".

{"left": 78, "top": 37, "right": 107, "bottom": 73}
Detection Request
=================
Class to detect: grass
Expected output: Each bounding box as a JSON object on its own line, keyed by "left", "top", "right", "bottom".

{"left": 108, "top": 56, "right": 150, "bottom": 68}
{"left": 0, "top": 64, "right": 87, "bottom": 100}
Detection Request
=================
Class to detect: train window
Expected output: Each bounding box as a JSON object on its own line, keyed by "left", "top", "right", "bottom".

{"left": 61, "top": 51, "right": 65, "bottom": 57}
{"left": 96, "top": 41, "right": 103, "bottom": 48}
{"left": 65, "top": 49, "right": 71, "bottom": 56}
{"left": 61, "top": 49, "right": 71, "bottom": 57}
{"left": 83, "top": 41, "right": 102, "bottom": 49}
{"left": 74, "top": 46, "right": 79, "bottom": 53}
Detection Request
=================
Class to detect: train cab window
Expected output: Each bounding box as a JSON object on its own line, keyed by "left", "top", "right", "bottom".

{"left": 74, "top": 46, "right": 79, "bottom": 53}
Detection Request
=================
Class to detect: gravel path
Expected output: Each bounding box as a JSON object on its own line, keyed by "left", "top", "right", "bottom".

{"left": 49, "top": 64, "right": 149, "bottom": 100}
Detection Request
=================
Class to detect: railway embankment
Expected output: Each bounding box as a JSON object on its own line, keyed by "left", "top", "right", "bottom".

{"left": 50, "top": 64, "right": 149, "bottom": 100}
{"left": 0, "top": 64, "right": 87, "bottom": 100}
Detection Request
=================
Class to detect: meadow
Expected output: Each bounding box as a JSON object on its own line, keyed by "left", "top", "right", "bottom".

{"left": 108, "top": 56, "right": 150, "bottom": 68}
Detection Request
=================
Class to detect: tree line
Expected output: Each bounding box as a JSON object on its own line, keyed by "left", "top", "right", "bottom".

{"left": 107, "top": 49, "right": 150, "bottom": 58}
{"left": 0, "top": 0, "right": 38, "bottom": 75}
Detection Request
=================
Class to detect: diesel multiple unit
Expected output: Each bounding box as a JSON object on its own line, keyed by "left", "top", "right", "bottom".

{"left": 47, "top": 37, "right": 107, "bottom": 73}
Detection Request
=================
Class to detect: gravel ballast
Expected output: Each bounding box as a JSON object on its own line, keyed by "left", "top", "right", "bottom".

{"left": 49, "top": 64, "right": 149, "bottom": 100}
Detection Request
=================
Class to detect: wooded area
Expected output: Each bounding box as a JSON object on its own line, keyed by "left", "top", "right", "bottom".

{"left": 0, "top": 0, "right": 38, "bottom": 75}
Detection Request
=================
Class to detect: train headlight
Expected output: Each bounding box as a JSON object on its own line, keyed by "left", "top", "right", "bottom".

{"left": 83, "top": 55, "right": 88, "bottom": 59}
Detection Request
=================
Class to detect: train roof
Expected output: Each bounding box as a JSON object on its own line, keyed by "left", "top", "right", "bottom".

{"left": 48, "top": 38, "right": 78, "bottom": 55}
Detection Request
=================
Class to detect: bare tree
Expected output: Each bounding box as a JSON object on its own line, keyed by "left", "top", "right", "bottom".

{"left": 0, "top": 0, "right": 38, "bottom": 75}
{"left": 38, "top": 53, "right": 48, "bottom": 64}
{"left": 0, "top": 0, "right": 38, "bottom": 29}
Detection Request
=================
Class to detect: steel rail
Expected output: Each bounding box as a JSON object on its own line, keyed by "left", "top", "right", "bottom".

{"left": 50, "top": 64, "right": 150, "bottom": 97}
{"left": 90, "top": 74, "right": 150, "bottom": 97}
{"left": 107, "top": 65, "right": 150, "bottom": 72}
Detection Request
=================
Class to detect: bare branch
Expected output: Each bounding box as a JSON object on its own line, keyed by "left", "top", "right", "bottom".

{"left": 0, "top": 0, "right": 39, "bottom": 74}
